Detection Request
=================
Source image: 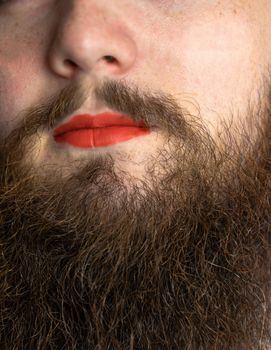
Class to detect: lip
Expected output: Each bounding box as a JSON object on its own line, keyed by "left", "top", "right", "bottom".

{"left": 53, "top": 113, "right": 151, "bottom": 149}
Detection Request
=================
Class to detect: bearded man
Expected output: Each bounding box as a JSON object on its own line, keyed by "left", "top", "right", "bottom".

{"left": 0, "top": 1, "right": 271, "bottom": 349}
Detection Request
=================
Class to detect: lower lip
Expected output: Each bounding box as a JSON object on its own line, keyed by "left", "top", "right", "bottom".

{"left": 54, "top": 126, "right": 151, "bottom": 148}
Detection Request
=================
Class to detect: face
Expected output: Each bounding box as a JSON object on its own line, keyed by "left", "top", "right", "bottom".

{"left": 1, "top": 1, "right": 271, "bottom": 349}
{"left": 0, "top": 0, "right": 270, "bottom": 171}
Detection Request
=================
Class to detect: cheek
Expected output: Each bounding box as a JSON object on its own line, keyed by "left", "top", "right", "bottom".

{"left": 178, "top": 15, "right": 256, "bottom": 106}
{"left": 0, "top": 58, "right": 33, "bottom": 135}
{"left": 0, "top": 8, "right": 55, "bottom": 138}
{"left": 0, "top": 34, "right": 49, "bottom": 138}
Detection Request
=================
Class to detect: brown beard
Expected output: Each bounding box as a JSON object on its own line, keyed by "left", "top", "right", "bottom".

{"left": 0, "top": 81, "right": 271, "bottom": 350}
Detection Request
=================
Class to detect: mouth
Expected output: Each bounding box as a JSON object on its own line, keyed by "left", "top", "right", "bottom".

{"left": 53, "top": 113, "right": 151, "bottom": 149}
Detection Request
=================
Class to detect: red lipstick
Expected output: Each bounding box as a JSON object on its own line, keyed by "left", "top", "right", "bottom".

{"left": 53, "top": 113, "right": 150, "bottom": 149}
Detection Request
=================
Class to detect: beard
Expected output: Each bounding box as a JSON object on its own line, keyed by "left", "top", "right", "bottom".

{"left": 0, "top": 80, "right": 271, "bottom": 350}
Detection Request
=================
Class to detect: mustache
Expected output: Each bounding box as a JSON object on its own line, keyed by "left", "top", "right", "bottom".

{"left": 5, "top": 80, "right": 192, "bottom": 146}
{"left": 0, "top": 79, "right": 199, "bottom": 198}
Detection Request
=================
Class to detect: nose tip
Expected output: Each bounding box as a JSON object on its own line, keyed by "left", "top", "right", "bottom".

{"left": 48, "top": 5, "right": 137, "bottom": 80}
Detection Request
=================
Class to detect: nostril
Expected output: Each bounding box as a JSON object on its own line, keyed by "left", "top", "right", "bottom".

{"left": 104, "top": 55, "right": 117, "bottom": 63}
{"left": 64, "top": 59, "right": 78, "bottom": 69}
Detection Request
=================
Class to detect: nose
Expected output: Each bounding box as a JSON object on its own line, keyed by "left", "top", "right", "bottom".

{"left": 48, "top": 1, "right": 137, "bottom": 80}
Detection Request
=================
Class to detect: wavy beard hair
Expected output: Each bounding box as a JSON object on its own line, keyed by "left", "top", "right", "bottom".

{"left": 0, "top": 81, "right": 271, "bottom": 350}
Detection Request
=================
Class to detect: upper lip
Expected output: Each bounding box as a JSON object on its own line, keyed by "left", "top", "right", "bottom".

{"left": 53, "top": 112, "right": 148, "bottom": 136}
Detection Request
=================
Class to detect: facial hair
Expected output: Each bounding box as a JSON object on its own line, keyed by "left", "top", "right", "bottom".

{"left": 0, "top": 80, "right": 271, "bottom": 350}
